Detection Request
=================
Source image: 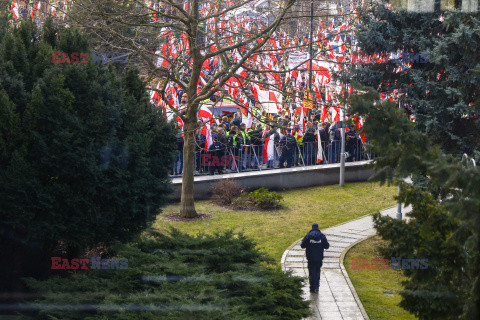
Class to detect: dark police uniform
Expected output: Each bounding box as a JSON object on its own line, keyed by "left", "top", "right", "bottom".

{"left": 300, "top": 223, "right": 330, "bottom": 293}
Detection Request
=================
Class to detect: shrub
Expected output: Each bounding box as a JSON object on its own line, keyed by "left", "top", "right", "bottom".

{"left": 231, "top": 192, "right": 251, "bottom": 208}
{"left": 231, "top": 188, "right": 283, "bottom": 210}
{"left": 211, "top": 179, "right": 241, "bottom": 205}
{"left": 0, "top": 21, "right": 176, "bottom": 289}
{"left": 248, "top": 188, "right": 283, "bottom": 209}
{"left": 23, "top": 229, "right": 310, "bottom": 320}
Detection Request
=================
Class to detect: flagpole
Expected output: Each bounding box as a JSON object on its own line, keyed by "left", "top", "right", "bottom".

{"left": 339, "top": 101, "right": 346, "bottom": 187}
{"left": 339, "top": 2, "right": 348, "bottom": 187}
{"left": 308, "top": 0, "right": 314, "bottom": 98}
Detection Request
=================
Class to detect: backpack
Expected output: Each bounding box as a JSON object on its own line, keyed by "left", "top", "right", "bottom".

{"left": 286, "top": 135, "right": 297, "bottom": 149}
{"left": 329, "top": 126, "right": 340, "bottom": 142}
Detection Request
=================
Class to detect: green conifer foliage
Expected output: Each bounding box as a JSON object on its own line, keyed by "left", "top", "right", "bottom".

{"left": 353, "top": 4, "right": 480, "bottom": 156}
{"left": 0, "top": 19, "right": 176, "bottom": 290}
{"left": 23, "top": 229, "right": 311, "bottom": 320}
{"left": 349, "top": 5, "right": 480, "bottom": 318}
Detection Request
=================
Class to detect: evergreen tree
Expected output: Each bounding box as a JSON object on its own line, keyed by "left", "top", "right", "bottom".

{"left": 350, "top": 68, "right": 480, "bottom": 320}
{"left": 348, "top": 3, "right": 480, "bottom": 319}
{"left": 0, "top": 19, "right": 176, "bottom": 290}
{"left": 353, "top": 3, "right": 480, "bottom": 156}
{"left": 23, "top": 229, "right": 311, "bottom": 320}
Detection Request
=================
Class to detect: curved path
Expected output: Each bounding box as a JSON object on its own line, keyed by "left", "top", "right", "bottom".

{"left": 281, "top": 206, "right": 411, "bottom": 320}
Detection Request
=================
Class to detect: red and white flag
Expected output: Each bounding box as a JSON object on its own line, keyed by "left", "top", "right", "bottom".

{"left": 156, "top": 43, "right": 170, "bottom": 69}
{"left": 176, "top": 116, "right": 184, "bottom": 129}
{"left": 296, "top": 108, "right": 305, "bottom": 141}
{"left": 316, "top": 129, "right": 324, "bottom": 163}
{"left": 11, "top": 1, "right": 19, "bottom": 21}
{"left": 263, "top": 134, "right": 275, "bottom": 162}
{"left": 198, "top": 105, "right": 212, "bottom": 120}
{"left": 204, "top": 123, "right": 213, "bottom": 151}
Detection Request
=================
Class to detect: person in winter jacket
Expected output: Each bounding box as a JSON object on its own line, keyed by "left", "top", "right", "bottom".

{"left": 300, "top": 223, "right": 330, "bottom": 293}
{"left": 278, "top": 128, "right": 297, "bottom": 168}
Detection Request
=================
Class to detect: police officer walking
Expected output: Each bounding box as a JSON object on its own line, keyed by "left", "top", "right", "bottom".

{"left": 300, "top": 223, "right": 329, "bottom": 293}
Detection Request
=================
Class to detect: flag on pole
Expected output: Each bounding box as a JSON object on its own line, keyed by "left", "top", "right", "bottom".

{"left": 11, "top": 1, "right": 19, "bottom": 21}
{"left": 203, "top": 123, "right": 213, "bottom": 152}
{"left": 316, "top": 129, "right": 324, "bottom": 163}
{"left": 263, "top": 134, "right": 275, "bottom": 162}
{"left": 296, "top": 108, "right": 305, "bottom": 141}
{"left": 198, "top": 105, "right": 213, "bottom": 120}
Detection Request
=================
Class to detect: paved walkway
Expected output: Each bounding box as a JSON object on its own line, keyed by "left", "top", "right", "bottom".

{"left": 281, "top": 206, "right": 411, "bottom": 320}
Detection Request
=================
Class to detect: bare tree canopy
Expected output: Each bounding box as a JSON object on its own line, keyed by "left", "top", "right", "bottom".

{"left": 4, "top": 0, "right": 366, "bottom": 217}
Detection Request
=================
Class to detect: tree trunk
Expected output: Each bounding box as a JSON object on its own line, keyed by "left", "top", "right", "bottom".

{"left": 180, "top": 118, "right": 197, "bottom": 218}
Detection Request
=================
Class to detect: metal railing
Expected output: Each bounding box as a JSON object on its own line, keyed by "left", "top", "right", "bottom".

{"left": 171, "top": 139, "right": 372, "bottom": 176}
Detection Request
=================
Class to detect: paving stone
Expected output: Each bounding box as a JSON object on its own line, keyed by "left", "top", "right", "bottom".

{"left": 324, "top": 251, "right": 342, "bottom": 258}
{"left": 316, "top": 302, "right": 340, "bottom": 312}
{"left": 287, "top": 256, "right": 306, "bottom": 262}
{"left": 318, "top": 311, "right": 343, "bottom": 320}
{"left": 288, "top": 251, "right": 306, "bottom": 257}
{"left": 317, "top": 294, "right": 336, "bottom": 302}
{"left": 331, "top": 292, "right": 356, "bottom": 302}
{"left": 336, "top": 301, "right": 361, "bottom": 309}
{"left": 285, "top": 262, "right": 306, "bottom": 268}
{"left": 341, "top": 311, "right": 365, "bottom": 320}
{"left": 282, "top": 205, "right": 413, "bottom": 320}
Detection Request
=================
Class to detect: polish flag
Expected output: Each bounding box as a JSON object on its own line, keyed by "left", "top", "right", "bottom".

{"left": 165, "top": 83, "right": 178, "bottom": 108}
{"left": 316, "top": 130, "right": 324, "bottom": 164}
{"left": 297, "top": 108, "right": 305, "bottom": 141}
{"left": 198, "top": 105, "right": 213, "bottom": 120}
{"left": 151, "top": 89, "right": 161, "bottom": 106}
{"left": 176, "top": 116, "right": 184, "bottom": 129}
{"left": 156, "top": 43, "right": 170, "bottom": 69}
{"left": 325, "top": 90, "right": 331, "bottom": 101}
{"left": 263, "top": 134, "right": 275, "bottom": 162}
{"left": 354, "top": 115, "right": 366, "bottom": 142}
{"left": 268, "top": 91, "right": 281, "bottom": 111}
{"left": 332, "top": 106, "right": 341, "bottom": 122}
{"left": 321, "top": 105, "right": 329, "bottom": 122}
{"left": 204, "top": 123, "right": 213, "bottom": 151}
{"left": 242, "top": 106, "right": 253, "bottom": 130}
{"left": 11, "top": 1, "right": 19, "bottom": 21}
{"left": 235, "top": 66, "right": 248, "bottom": 78}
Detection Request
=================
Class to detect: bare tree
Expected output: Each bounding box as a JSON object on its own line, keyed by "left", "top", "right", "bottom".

{"left": 63, "top": 0, "right": 356, "bottom": 218}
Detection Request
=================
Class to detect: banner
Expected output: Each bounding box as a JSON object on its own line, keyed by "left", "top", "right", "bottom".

{"left": 303, "top": 90, "right": 313, "bottom": 109}
{"left": 288, "top": 51, "right": 309, "bottom": 69}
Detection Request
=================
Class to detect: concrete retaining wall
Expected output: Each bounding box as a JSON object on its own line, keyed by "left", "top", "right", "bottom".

{"left": 169, "top": 160, "right": 374, "bottom": 200}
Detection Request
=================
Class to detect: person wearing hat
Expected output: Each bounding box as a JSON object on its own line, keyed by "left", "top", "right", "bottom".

{"left": 300, "top": 223, "right": 330, "bottom": 293}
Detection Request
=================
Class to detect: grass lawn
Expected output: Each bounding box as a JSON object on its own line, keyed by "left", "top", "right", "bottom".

{"left": 344, "top": 236, "right": 418, "bottom": 320}
{"left": 154, "top": 181, "right": 397, "bottom": 264}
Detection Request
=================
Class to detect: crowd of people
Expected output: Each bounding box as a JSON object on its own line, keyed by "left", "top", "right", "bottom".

{"left": 172, "top": 105, "right": 369, "bottom": 176}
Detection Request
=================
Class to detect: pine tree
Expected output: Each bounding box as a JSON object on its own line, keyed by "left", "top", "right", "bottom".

{"left": 0, "top": 20, "right": 176, "bottom": 290}
{"left": 23, "top": 229, "right": 311, "bottom": 320}
{"left": 353, "top": 4, "right": 480, "bottom": 156}
{"left": 348, "top": 3, "right": 480, "bottom": 319}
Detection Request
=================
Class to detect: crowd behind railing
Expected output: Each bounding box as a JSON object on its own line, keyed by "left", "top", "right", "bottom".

{"left": 172, "top": 112, "right": 373, "bottom": 176}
